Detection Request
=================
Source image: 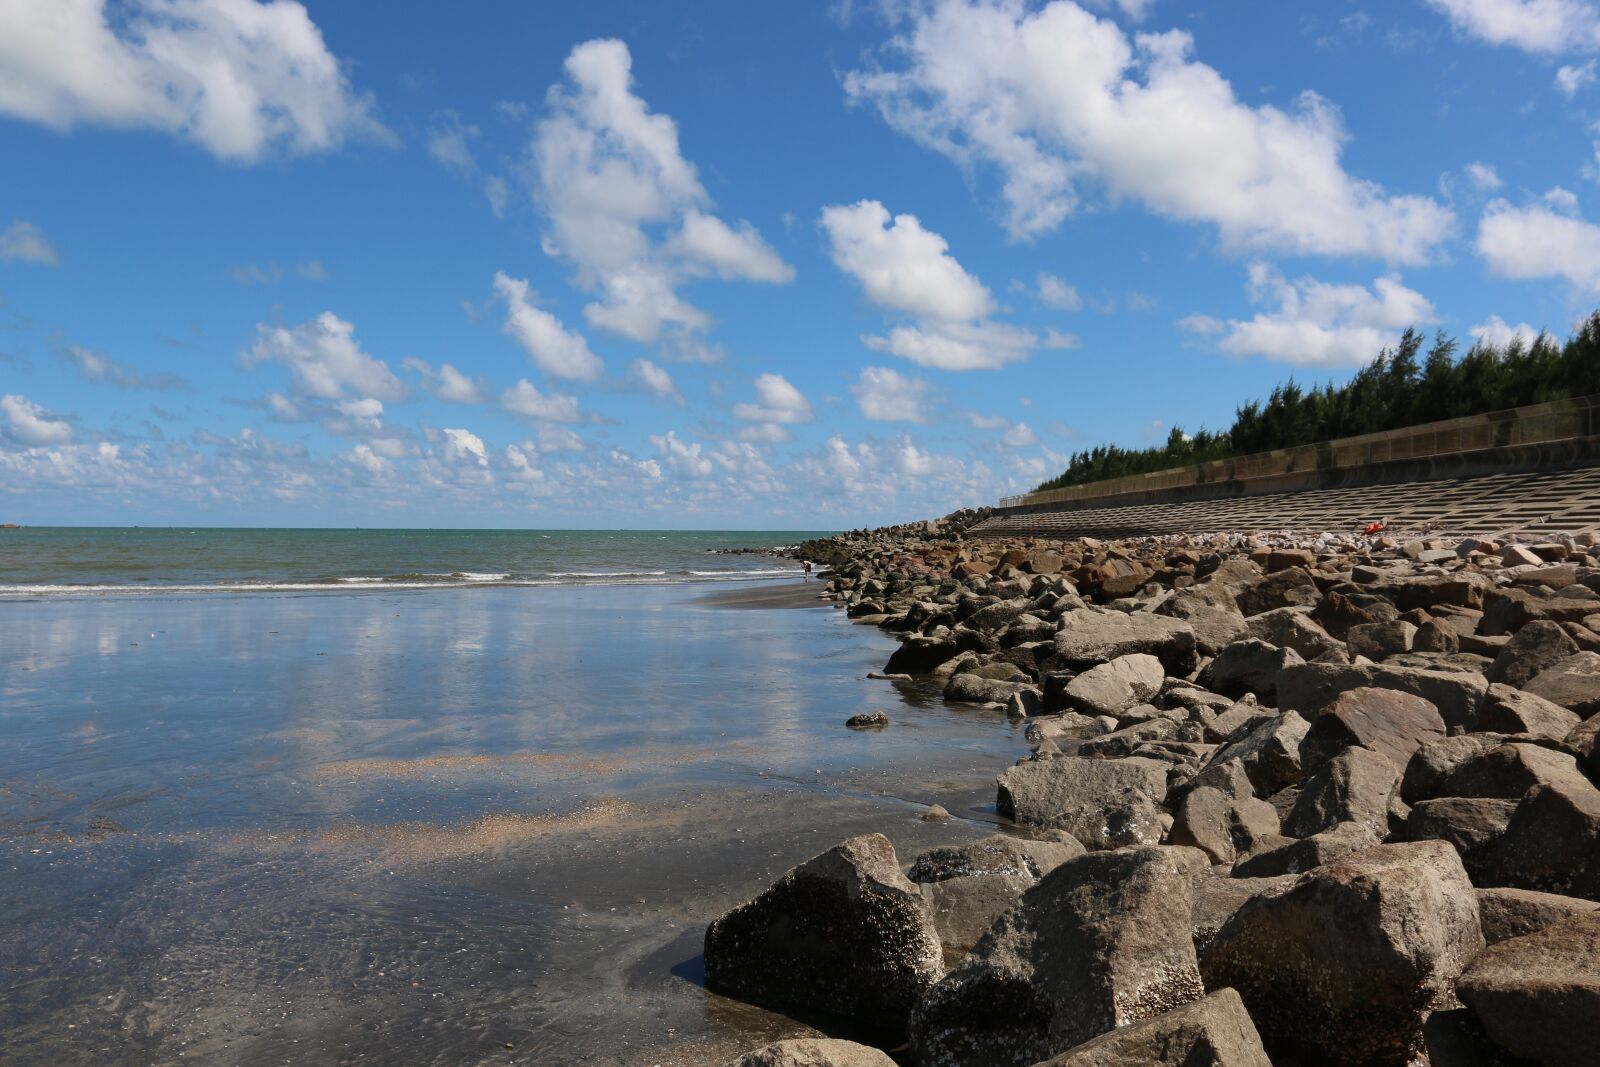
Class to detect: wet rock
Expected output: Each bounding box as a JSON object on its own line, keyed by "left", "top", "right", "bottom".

{"left": 1061, "top": 654, "right": 1164, "bottom": 718}
{"left": 1476, "top": 887, "right": 1600, "bottom": 944}
{"left": 920, "top": 873, "right": 1034, "bottom": 962}
{"left": 1282, "top": 745, "right": 1400, "bottom": 840}
{"left": 1479, "top": 683, "right": 1583, "bottom": 739}
{"left": 1298, "top": 686, "right": 1446, "bottom": 775}
{"left": 1031, "top": 988, "right": 1273, "bottom": 1067}
{"left": 909, "top": 833, "right": 1084, "bottom": 883}
{"left": 909, "top": 847, "right": 1209, "bottom": 1067}
{"left": 845, "top": 712, "right": 889, "bottom": 729}
{"left": 1523, "top": 650, "right": 1600, "bottom": 718}
{"left": 1480, "top": 778, "right": 1600, "bottom": 900}
{"left": 1277, "top": 661, "right": 1489, "bottom": 734}
{"left": 1053, "top": 609, "right": 1198, "bottom": 675}
{"left": 996, "top": 756, "right": 1169, "bottom": 849}
{"left": 703, "top": 833, "right": 944, "bottom": 1037}
{"left": 1197, "top": 639, "right": 1303, "bottom": 702}
{"left": 920, "top": 804, "right": 950, "bottom": 821}
{"left": 1203, "top": 840, "right": 1484, "bottom": 1067}
{"left": 727, "top": 1039, "right": 897, "bottom": 1067}
{"left": 1456, "top": 912, "right": 1600, "bottom": 1067}
{"left": 1486, "top": 619, "right": 1580, "bottom": 689}
{"left": 1167, "top": 785, "right": 1280, "bottom": 865}
{"left": 945, "top": 672, "right": 1027, "bottom": 704}
{"left": 884, "top": 635, "right": 957, "bottom": 675}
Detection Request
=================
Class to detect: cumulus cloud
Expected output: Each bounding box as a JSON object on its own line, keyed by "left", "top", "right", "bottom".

{"left": 59, "top": 343, "right": 186, "bottom": 390}
{"left": 1477, "top": 197, "right": 1600, "bottom": 289}
{"left": 845, "top": 0, "right": 1452, "bottom": 260}
{"left": 1207, "top": 263, "right": 1437, "bottom": 367}
{"left": 1425, "top": 0, "right": 1600, "bottom": 53}
{"left": 733, "top": 372, "right": 813, "bottom": 426}
{"left": 1464, "top": 162, "right": 1505, "bottom": 192}
{"left": 1558, "top": 58, "right": 1598, "bottom": 93}
{"left": 344, "top": 442, "right": 393, "bottom": 479}
{"left": 1033, "top": 271, "right": 1082, "bottom": 310}
{"left": 403, "top": 358, "right": 487, "bottom": 404}
{"left": 502, "top": 379, "right": 582, "bottom": 422}
{"left": 493, "top": 271, "right": 603, "bottom": 381}
{"left": 0, "top": 0, "right": 390, "bottom": 162}
{"left": 852, "top": 365, "right": 932, "bottom": 422}
{"left": 1003, "top": 421, "right": 1038, "bottom": 447}
{"left": 528, "top": 38, "right": 791, "bottom": 347}
{"left": 1, "top": 393, "right": 73, "bottom": 445}
{"left": 439, "top": 427, "right": 489, "bottom": 467}
{"left": 630, "top": 358, "right": 682, "bottom": 403}
{"left": 245, "top": 312, "right": 403, "bottom": 401}
{"left": 0, "top": 219, "right": 58, "bottom": 264}
{"left": 649, "top": 430, "right": 714, "bottom": 478}
{"left": 863, "top": 319, "right": 1037, "bottom": 371}
{"left": 1471, "top": 314, "right": 1545, "bottom": 348}
{"left": 426, "top": 109, "right": 479, "bottom": 173}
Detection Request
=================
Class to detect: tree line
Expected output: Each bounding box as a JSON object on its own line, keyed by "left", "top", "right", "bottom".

{"left": 1034, "top": 313, "right": 1600, "bottom": 493}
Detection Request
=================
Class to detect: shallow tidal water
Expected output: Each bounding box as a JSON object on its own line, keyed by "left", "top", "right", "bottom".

{"left": 0, "top": 581, "right": 1025, "bottom": 1065}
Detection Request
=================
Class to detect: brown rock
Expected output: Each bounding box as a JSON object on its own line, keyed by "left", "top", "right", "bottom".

{"left": 1456, "top": 912, "right": 1600, "bottom": 1067}
{"left": 1298, "top": 687, "right": 1446, "bottom": 775}
{"left": 727, "top": 1040, "right": 898, "bottom": 1067}
{"left": 1476, "top": 887, "right": 1600, "bottom": 945}
{"left": 1523, "top": 651, "right": 1600, "bottom": 718}
{"left": 1032, "top": 988, "right": 1273, "bottom": 1067}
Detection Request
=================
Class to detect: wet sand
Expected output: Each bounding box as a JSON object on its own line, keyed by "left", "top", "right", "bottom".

{"left": 0, "top": 581, "right": 1023, "bottom": 1064}
{"left": 694, "top": 577, "right": 825, "bottom": 609}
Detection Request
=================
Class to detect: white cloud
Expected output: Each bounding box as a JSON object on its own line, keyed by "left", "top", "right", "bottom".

{"left": 863, "top": 319, "right": 1037, "bottom": 370}
{"left": 404, "top": 358, "right": 487, "bottom": 404}
{"left": 630, "top": 358, "right": 682, "bottom": 403}
{"left": 1478, "top": 197, "right": 1600, "bottom": 289}
{"left": 440, "top": 427, "right": 488, "bottom": 467}
{"left": 1559, "top": 59, "right": 1598, "bottom": 93}
{"left": 502, "top": 379, "right": 582, "bottom": 422}
{"left": 1471, "top": 314, "right": 1545, "bottom": 348}
{"left": 1042, "top": 328, "right": 1082, "bottom": 349}
{"left": 736, "top": 422, "right": 792, "bottom": 444}
{"left": 846, "top": 1, "right": 1452, "bottom": 260}
{"left": 529, "top": 38, "right": 790, "bottom": 347}
{"left": 427, "top": 109, "right": 478, "bottom": 173}
{"left": 1211, "top": 263, "right": 1437, "bottom": 367}
{"left": 344, "top": 443, "right": 393, "bottom": 478}
{"left": 0, "top": 219, "right": 58, "bottom": 264}
{"left": 60, "top": 343, "right": 185, "bottom": 390}
{"left": 1, "top": 393, "right": 73, "bottom": 446}
{"left": 0, "top": 0, "right": 390, "bottom": 162}
{"left": 1464, "top": 162, "right": 1505, "bottom": 192}
{"left": 820, "top": 200, "right": 993, "bottom": 320}
{"left": 1177, "top": 313, "right": 1226, "bottom": 335}
{"left": 1003, "top": 421, "right": 1038, "bottom": 447}
{"left": 485, "top": 175, "right": 510, "bottom": 219}
{"left": 852, "top": 365, "right": 931, "bottom": 422}
{"left": 536, "top": 424, "right": 586, "bottom": 453}
{"left": 649, "top": 430, "right": 714, "bottom": 478}
{"left": 246, "top": 312, "right": 403, "bottom": 401}
{"left": 1034, "top": 271, "right": 1082, "bottom": 310}
{"left": 493, "top": 271, "right": 603, "bottom": 381}
{"left": 733, "top": 372, "right": 813, "bottom": 425}
{"left": 334, "top": 397, "right": 383, "bottom": 433}
{"left": 1426, "top": 0, "right": 1600, "bottom": 53}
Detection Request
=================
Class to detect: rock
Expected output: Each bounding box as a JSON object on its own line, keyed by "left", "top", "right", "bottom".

{"left": 1077, "top": 717, "right": 1178, "bottom": 759}
{"left": 909, "top": 847, "right": 1209, "bottom": 1067}
{"left": 920, "top": 873, "right": 1034, "bottom": 961}
{"left": 1203, "top": 840, "right": 1485, "bottom": 1067}
{"left": 1282, "top": 745, "right": 1400, "bottom": 840}
{"left": 1456, "top": 912, "right": 1600, "bottom": 1067}
{"left": 1402, "top": 733, "right": 1514, "bottom": 803}
{"left": 1198, "top": 711, "right": 1310, "bottom": 797}
{"left": 996, "top": 757, "right": 1169, "bottom": 849}
{"left": 1061, "top": 654, "right": 1165, "bottom": 717}
{"left": 1244, "top": 607, "right": 1343, "bottom": 660}
{"left": 846, "top": 711, "right": 889, "bottom": 729}
{"left": 1568, "top": 715, "right": 1600, "bottom": 778}
{"left": 1277, "top": 661, "right": 1489, "bottom": 734}
{"left": 1439, "top": 743, "right": 1594, "bottom": 800}
{"left": 1313, "top": 590, "right": 1387, "bottom": 638}
{"left": 727, "top": 1039, "right": 898, "bottom": 1067}
{"left": 1160, "top": 585, "right": 1248, "bottom": 656}
{"left": 1230, "top": 819, "right": 1381, "bottom": 877}
{"left": 1297, "top": 687, "right": 1447, "bottom": 776}
{"left": 1421, "top": 1009, "right": 1538, "bottom": 1067}
{"left": 1201, "top": 700, "right": 1271, "bottom": 744}
{"left": 1480, "top": 778, "right": 1600, "bottom": 900}
{"left": 1346, "top": 620, "right": 1418, "bottom": 661}
{"left": 1476, "top": 887, "right": 1600, "bottom": 944}
{"left": 885, "top": 635, "right": 957, "bottom": 675}
{"left": 1190, "top": 874, "right": 1296, "bottom": 962}
{"left": 1406, "top": 797, "right": 1517, "bottom": 865}
{"left": 1167, "top": 785, "right": 1279, "bottom": 865}
{"left": 1501, "top": 544, "right": 1545, "bottom": 567}
{"left": 703, "top": 834, "right": 943, "bottom": 1037}
{"left": 1235, "top": 568, "right": 1320, "bottom": 617}
{"left": 945, "top": 672, "right": 1026, "bottom": 704}
{"left": 1486, "top": 619, "right": 1580, "bottom": 689}
{"left": 1479, "top": 683, "right": 1583, "bottom": 739}
{"left": 1031, "top": 988, "right": 1273, "bottom": 1067}
{"left": 908, "top": 833, "right": 1083, "bottom": 883}
{"left": 920, "top": 803, "right": 950, "bottom": 821}
{"left": 1413, "top": 619, "right": 1462, "bottom": 654}
{"left": 1523, "top": 651, "right": 1600, "bottom": 718}
{"left": 1197, "top": 640, "right": 1304, "bottom": 702}
{"left": 1053, "top": 610, "right": 1198, "bottom": 675}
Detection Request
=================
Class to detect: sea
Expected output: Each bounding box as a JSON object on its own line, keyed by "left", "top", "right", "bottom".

{"left": 0, "top": 527, "right": 1023, "bottom": 1065}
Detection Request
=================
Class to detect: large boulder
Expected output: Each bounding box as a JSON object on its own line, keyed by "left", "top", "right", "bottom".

{"left": 1061, "top": 654, "right": 1165, "bottom": 717}
{"left": 1486, "top": 619, "right": 1580, "bottom": 689}
{"left": 1438, "top": 742, "right": 1594, "bottom": 800}
{"left": 1190, "top": 875, "right": 1296, "bottom": 963}
{"left": 1475, "top": 887, "right": 1600, "bottom": 945}
{"left": 996, "top": 757, "right": 1170, "bottom": 849}
{"left": 703, "top": 834, "right": 943, "bottom": 1037}
{"left": 1406, "top": 797, "right": 1517, "bottom": 869}
{"left": 727, "top": 1040, "right": 897, "bottom": 1067}
{"left": 1455, "top": 912, "right": 1600, "bottom": 1067}
{"left": 1282, "top": 744, "right": 1401, "bottom": 840}
{"left": 909, "top": 847, "right": 1209, "bottom": 1067}
{"left": 1230, "top": 819, "right": 1381, "bottom": 877}
{"left": 1245, "top": 607, "right": 1343, "bottom": 660}
{"left": 1277, "top": 661, "right": 1489, "bottom": 734}
{"left": 1159, "top": 584, "right": 1248, "bottom": 656}
{"left": 1195, "top": 711, "right": 1310, "bottom": 797}
{"left": 1478, "top": 683, "right": 1583, "bottom": 739}
{"left": 1053, "top": 610, "right": 1198, "bottom": 675}
{"left": 908, "top": 833, "right": 1083, "bottom": 883}
{"left": 885, "top": 635, "right": 957, "bottom": 675}
{"left": 1032, "top": 988, "right": 1272, "bottom": 1067}
{"left": 1479, "top": 778, "right": 1600, "bottom": 900}
{"left": 1202, "top": 840, "right": 1485, "bottom": 1067}
{"left": 1298, "top": 687, "right": 1446, "bottom": 775}
{"left": 1401, "top": 734, "right": 1514, "bottom": 803}
{"left": 920, "top": 873, "right": 1034, "bottom": 961}
{"left": 945, "top": 671, "right": 1028, "bottom": 704}
{"left": 1197, "top": 640, "right": 1303, "bottom": 702}
{"left": 1523, "top": 650, "right": 1600, "bottom": 718}
{"left": 1235, "top": 568, "right": 1320, "bottom": 617}
{"left": 1167, "top": 785, "right": 1280, "bottom": 866}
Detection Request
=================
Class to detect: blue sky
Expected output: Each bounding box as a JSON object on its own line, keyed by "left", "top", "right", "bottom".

{"left": 5, "top": 0, "right": 1600, "bottom": 528}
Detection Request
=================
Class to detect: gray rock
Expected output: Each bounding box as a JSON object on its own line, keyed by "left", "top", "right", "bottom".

{"left": 885, "top": 635, "right": 958, "bottom": 674}
{"left": 1283, "top": 745, "right": 1400, "bottom": 840}
{"left": 1480, "top": 778, "right": 1600, "bottom": 901}
{"left": 1077, "top": 718, "right": 1179, "bottom": 760}
{"left": 920, "top": 873, "right": 1034, "bottom": 962}
{"left": 727, "top": 1040, "right": 898, "bottom": 1067}
{"left": 1031, "top": 988, "right": 1273, "bottom": 1067}
{"left": 1235, "top": 567, "right": 1320, "bottom": 617}
{"left": 1230, "top": 819, "right": 1381, "bottom": 877}
{"left": 1198, "top": 711, "right": 1310, "bottom": 797}
{"left": 909, "top": 833, "right": 1084, "bottom": 883}
{"left": 1204, "top": 840, "right": 1485, "bottom": 1067}
{"left": 1346, "top": 619, "right": 1418, "bottom": 661}
{"left": 1245, "top": 607, "right": 1343, "bottom": 660}
{"left": 1486, "top": 619, "right": 1580, "bottom": 689}
{"left": 945, "top": 671, "right": 1027, "bottom": 704}
{"left": 996, "top": 756, "right": 1170, "bottom": 850}
{"left": 846, "top": 711, "right": 889, "bottom": 729}
{"left": 1053, "top": 609, "right": 1198, "bottom": 675}
{"left": 1197, "top": 640, "right": 1304, "bottom": 702}
{"left": 909, "top": 847, "right": 1209, "bottom": 1067}
{"left": 1476, "top": 886, "right": 1600, "bottom": 945}
{"left": 1190, "top": 874, "right": 1296, "bottom": 963}
{"left": 1456, "top": 912, "right": 1600, "bottom": 1067}
{"left": 1479, "top": 683, "right": 1583, "bottom": 739}
{"left": 1277, "top": 661, "right": 1489, "bottom": 734}
{"left": 704, "top": 833, "right": 943, "bottom": 1037}
{"left": 1167, "top": 784, "right": 1280, "bottom": 865}
{"left": 1523, "top": 650, "right": 1600, "bottom": 718}
{"left": 1298, "top": 686, "right": 1446, "bottom": 775}
{"left": 1061, "top": 654, "right": 1165, "bottom": 717}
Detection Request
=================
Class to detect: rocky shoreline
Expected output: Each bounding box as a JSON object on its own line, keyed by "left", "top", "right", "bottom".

{"left": 708, "top": 510, "right": 1600, "bottom": 1067}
